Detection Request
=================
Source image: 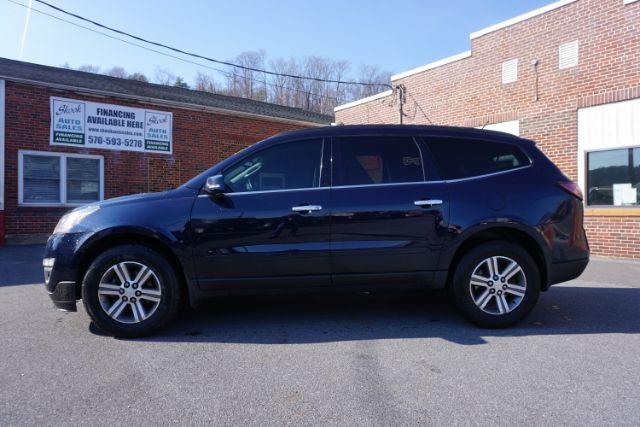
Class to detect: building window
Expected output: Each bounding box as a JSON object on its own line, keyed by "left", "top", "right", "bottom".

{"left": 19, "top": 151, "right": 104, "bottom": 206}
{"left": 586, "top": 148, "right": 639, "bottom": 206}
{"left": 502, "top": 59, "right": 518, "bottom": 84}
{"left": 559, "top": 40, "right": 579, "bottom": 69}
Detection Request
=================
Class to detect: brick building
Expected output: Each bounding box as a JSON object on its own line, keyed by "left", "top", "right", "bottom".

{"left": 0, "top": 58, "right": 331, "bottom": 244}
{"left": 334, "top": 0, "right": 640, "bottom": 259}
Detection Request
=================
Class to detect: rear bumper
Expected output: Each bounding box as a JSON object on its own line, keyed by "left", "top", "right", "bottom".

{"left": 548, "top": 257, "right": 589, "bottom": 286}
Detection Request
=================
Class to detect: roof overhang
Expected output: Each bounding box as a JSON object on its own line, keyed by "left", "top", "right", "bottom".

{"left": 391, "top": 51, "right": 472, "bottom": 81}
{"left": 470, "top": 0, "right": 579, "bottom": 39}
{"left": 0, "top": 75, "right": 328, "bottom": 127}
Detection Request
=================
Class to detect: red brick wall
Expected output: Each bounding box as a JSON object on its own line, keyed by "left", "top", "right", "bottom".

{"left": 3, "top": 82, "right": 311, "bottom": 239}
{"left": 584, "top": 216, "right": 640, "bottom": 259}
{"left": 335, "top": 0, "right": 640, "bottom": 259}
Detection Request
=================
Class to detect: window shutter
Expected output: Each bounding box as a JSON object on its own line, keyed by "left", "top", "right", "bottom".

{"left": 559, "top": 41, "right": 579, "bottom": 69}
{"left": 23, "top": 155, "right": 61, "bottom": 203}
{"left": 66, "top": 157, "right": 101, "bottom": 203}
{"left": 502, "top": 59, "right": 518, "bottom": 84}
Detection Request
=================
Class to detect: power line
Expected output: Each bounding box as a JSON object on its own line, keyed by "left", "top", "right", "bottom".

{"left": 5, "top": 0, "right": 344, "bottom": 105}
{"left": 32, "top": 0, "right": 392, "bottom": 90}
{"left": 405, "top": 90, "right": 434, "bottom": 125}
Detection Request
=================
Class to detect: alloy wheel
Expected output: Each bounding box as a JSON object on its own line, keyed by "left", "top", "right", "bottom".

{"left": 469, "top": 256, "right": 527, "bottom": 315}
{"left": 97, "top": 261, "right": 162, "bottom": 324}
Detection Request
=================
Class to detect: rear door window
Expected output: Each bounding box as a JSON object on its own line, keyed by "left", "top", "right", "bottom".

{"left": 424, "top": 138, "right": 531, "bottom": 180}
{"left": 333, "top": 136, "right": 424, "bottom": 186}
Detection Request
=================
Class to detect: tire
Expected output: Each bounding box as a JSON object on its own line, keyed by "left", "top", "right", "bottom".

{"left": 82, "top": 245, "right": 181, "bottom": 337}
{"left": 450, "top": 241, "right": 540, "bottom": 328}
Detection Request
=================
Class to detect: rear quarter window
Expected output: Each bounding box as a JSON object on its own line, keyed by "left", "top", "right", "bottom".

{"left": 424, "top": 137, "right": 531, "bottom": 180}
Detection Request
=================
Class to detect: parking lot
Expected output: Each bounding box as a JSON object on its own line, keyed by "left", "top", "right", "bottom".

{"left": 0, "top": 245, "right": 639, "bottom": 426}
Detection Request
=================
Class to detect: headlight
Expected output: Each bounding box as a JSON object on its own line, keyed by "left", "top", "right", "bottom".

{"left": 43, "top": 258, "right": 55, "bottom": 284}
{"left": 53, "top": 205, "right": 100, "bottom": 234}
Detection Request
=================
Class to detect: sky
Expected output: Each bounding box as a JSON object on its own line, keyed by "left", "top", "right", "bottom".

{"left": 0, "top": 0, "right": 556, "bottom": 85}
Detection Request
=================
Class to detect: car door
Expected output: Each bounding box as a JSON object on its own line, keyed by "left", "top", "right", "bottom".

{"left": 330, "top": 135, "right": 449, "bottom": 287}
{"left": 190, "top": 138, "right": 332, "bottom": 291}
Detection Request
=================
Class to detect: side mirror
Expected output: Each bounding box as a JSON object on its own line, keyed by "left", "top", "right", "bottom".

{"left": 204, "top": 175, "right": 227, "bottom": 196}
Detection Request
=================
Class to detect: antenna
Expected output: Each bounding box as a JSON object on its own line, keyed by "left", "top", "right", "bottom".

{"left": 18, "top": 0, "right": 34, "bottom": 60}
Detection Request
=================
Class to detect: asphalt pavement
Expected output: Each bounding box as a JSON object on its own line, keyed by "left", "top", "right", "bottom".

{"left": 1, "top": 245, "right": 639, "bottom": 426}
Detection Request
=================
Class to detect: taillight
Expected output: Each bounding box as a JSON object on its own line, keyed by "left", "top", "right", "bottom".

{"left": 557, "top": 181, "right": 583, "bottom": 201}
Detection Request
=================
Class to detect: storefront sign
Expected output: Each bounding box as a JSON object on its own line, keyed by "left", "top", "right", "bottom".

{"left": 50, "top": 97, "right": 173, "bottom": 154}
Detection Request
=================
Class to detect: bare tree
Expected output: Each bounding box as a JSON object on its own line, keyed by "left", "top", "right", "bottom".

{"left": 173, "top": 77, "right": 190, "bottom": 89}
{"left": 57, "top": 52, "right": 393, "bottom": 115}
{"left": 105, "top": 66, "right": 128, "bottom": 78}
{"left": 195, "top": 72, "right": 218, "bottom": 93}
{"left": 349, "top": 65, "right": 392, "bottom": 100}
{"left": 154, "top": 67, "right": 177, "bottom": 85}
{"left": 269, "top": 57, "right": 297, "bottom": 106}
{"left": 264, "top": 56, "right": 359, "bottom": 115}
{"left": 128, "top": 72, "right": 149, "bottom": 83}
{"left": 226, "top": 50, "right": 267, "bottom": 101}
{"left": 77, "top": 64, "right": 101, "bottom": 74}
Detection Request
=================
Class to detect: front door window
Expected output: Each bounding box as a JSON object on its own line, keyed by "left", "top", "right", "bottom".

{"left": 224, "top": 139, "right": 323, "bottom": 193}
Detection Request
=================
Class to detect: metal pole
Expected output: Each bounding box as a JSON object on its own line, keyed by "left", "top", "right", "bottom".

{"left": 396, "top": 85, "right": 405, "bottom": 125}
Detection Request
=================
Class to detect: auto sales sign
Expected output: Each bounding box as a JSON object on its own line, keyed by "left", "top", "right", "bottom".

{"left": 50, "top": 97, "right": 173, "bottom": 154}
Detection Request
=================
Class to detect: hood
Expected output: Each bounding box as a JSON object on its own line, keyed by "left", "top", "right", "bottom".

{"left": 54, "top": 187, "right": 197, "bottom": 235}
{"left": 94, "top": 190, "right": 173, "bottom": 209}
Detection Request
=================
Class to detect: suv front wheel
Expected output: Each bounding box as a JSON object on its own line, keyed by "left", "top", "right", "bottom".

{"left": 450, "top": 241, "right": 540, "bottom": 328}
{"left": 82, "top": 245, "right": 181, "bottom": 337}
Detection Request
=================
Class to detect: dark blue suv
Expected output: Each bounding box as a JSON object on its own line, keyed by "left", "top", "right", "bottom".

{"left": 43, "top": 125, "right": 589, "bottom": 336}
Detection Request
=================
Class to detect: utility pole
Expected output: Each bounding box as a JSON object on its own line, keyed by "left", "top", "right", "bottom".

{"left": 395, "top": 84, "right": 406, "bottom": 125}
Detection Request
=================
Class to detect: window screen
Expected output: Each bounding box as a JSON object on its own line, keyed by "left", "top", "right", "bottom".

{"left": 224, "top": 139, "right": 323, "bottom": 193}
{"left": 20, "top": 152, "right": 102, "bottom": 205}
{"left": 23, "top": 155, "right": 61, "bottom": 203}
{"left": 425, "top": 138, "right": 530, "bottom": 180}
{"left": 67, "top": 157, "right": 101, "bottom": 203}
{"left": 334, "top": 136, "right": 423, "bottom": 186}
{"left": 587, "top": 148, "right": 639, "bottom": 206}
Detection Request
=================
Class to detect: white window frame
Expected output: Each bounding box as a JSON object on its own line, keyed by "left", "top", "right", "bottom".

{"left": 502, "top": 59, "right": 518, "bottom": 84}
{"left": 578, "top": 98, "right": 640, "bottom": 208}
{"left": 18, "top": 150, "right": 104, "bottom": 207}
{"left": 584, "top": 146, "right": 640, "bottom": 207}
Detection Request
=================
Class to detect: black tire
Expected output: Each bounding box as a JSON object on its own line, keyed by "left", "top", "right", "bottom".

{"left": 82, "top": 245, "right": 181, "bottom": 337}
{"left": 450, "top": 241, "right": 540, "bottom": 328}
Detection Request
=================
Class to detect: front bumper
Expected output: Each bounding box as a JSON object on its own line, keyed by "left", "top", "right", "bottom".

{"left": 43, "top": 232, "right": 90, "bottom": 312}
{"left": 47, "top": 281, "right": 78, "bottom": 311}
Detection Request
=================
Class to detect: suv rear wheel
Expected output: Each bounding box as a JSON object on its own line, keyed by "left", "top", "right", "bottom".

{"left": 450, "top": 241, "right": 540, "bottom": 328}
{"left": 82, "top": 245, "right": 181, "bottom": 337}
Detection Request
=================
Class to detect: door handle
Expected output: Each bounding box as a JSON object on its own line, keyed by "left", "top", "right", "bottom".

{"left": 414, "top": 199, "right": 443, "bottom": 207}
{"left": 292, "top": 205, "right": 323, "bottom": 212}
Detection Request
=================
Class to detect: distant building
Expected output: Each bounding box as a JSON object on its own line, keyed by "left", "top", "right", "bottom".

{"left": 0, "top": 58, "right": 331, "bottom": 244}
{"left": 334, "top": 0, "right": 640, "bottom": 259}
